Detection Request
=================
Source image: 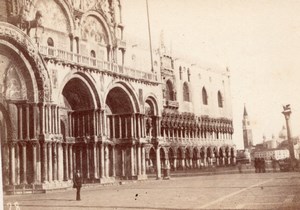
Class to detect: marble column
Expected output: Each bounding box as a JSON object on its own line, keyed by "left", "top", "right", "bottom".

{"left": 63, "top": 143, "right": 68, "bottom": 181}
{"left": 25, "top": 104, "right": 30, "bottom": 140}
{"left": 112, "top": 146, "right": 116, "bottom": 177}
{"left": 17, "top": 105, "right": 23, "bottom": 140}
{"left": 21, "top": 141, "right": 27, "bottom": 184}
{"left": 9, "top": 142, "right": 16, "bottom": 185}
{"left": 100, "top": 143, "right": 104, "bottom": 178}
{"left": 141, "top": 145, "right": 146, "bottom": 175}
{"left": 156, "top": 147, "right": 161, "bottom": 179}
{"left": 92, "top": 143, "right": 98, "bottom": 179}
{"left": 47, "top": 143, "right": 52, "bottom": 182}
{"left": 69, "top": 144, "right": 73, "bottom": 180}
{"left": 32, "top": 142, "right": 37, "bottom": 183}
{"left": 137, "top": 144, "right": 142, "bottom": 176}
{"left": 41, "top": 142, "right": 47, "bottom": 183}
{"left": 52, "top": 143, "right": 57, "bottom": 181}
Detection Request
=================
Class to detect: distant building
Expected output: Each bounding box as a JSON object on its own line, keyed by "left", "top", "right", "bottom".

{"left": 253, "top": 148, "right": 289, "bottom": 160}
{"left": 242, "top": 105, "right": 253, "bottom": 149}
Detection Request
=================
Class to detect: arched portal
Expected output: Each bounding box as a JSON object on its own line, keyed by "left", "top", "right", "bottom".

{"left": 61, "top": 76, "right": 98, "bottom": 182}
{"left": 200, "top": 147, "right": 206, "bottom": 168}
{"left": 105, "top": 85, "right": 141, "bottom": 179}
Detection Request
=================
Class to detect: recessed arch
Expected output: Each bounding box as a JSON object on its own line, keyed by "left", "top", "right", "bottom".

{"left": 32, "top": 0, "right": 74, "bottom": 33}
{"left": 166, "top": 79, "right": 175, "bottom": 101}
{"left": 105, "top": 81, "right": 140, "bottom": 114}
{"left": 80, "top": 11, "right": 113, "bottom": 46}
{"left": 59, "top": 72, "right": 100, "bottom": 110}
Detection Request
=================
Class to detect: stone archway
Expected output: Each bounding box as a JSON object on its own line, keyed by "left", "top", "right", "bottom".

{"left": 105, "top": 84, "right": 144, "bottom": 180}
{"left": 60, "top": 76, "right": 98, "bottom": 183}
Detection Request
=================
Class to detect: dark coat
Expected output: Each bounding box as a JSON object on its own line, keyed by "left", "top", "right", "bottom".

{"left": 74, "top": 172, "right": 82, "bottom": 188}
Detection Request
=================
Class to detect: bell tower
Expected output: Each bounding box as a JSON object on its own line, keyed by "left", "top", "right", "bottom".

{"left": 242, "top": 105, "right": 253, "bottom": 149}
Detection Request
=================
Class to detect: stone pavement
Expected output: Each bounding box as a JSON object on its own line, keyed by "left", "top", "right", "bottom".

{"left": 3, "top": 171, "right": 300, "bottom": 210}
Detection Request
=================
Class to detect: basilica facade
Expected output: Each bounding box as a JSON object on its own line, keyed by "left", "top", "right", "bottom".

{"left": 0, "top": 0, "right": 235, "bottom": 194}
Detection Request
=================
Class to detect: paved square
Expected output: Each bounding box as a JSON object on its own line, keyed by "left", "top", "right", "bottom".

{"left": 4, "top": 172, "right": 300, "bottom": 210}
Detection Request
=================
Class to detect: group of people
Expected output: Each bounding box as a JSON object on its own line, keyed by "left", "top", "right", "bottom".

{"left": 254, "top": 158, "right": 266, "bottom": 173}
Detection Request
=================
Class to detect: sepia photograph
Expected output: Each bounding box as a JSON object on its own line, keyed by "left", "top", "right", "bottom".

{"left": 1, "top": 0, "right": 300, "bottom": 209}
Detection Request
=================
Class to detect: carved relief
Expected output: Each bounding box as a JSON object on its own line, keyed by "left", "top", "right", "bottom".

{"left": 4, "top": 65, "right": 27, "bottom": 100}
{"left": 81, "top": 16, "right": 108, "bottom": 44}
{"left": 34, "top": 0, "right": 69, "bottom": 33}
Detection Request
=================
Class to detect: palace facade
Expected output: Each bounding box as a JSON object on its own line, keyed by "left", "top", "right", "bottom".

{"left": 0, "top": 0, "right": 235, "bottom": 194}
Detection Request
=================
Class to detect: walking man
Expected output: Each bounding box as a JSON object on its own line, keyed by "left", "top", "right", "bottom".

{"left": 73, "top": 170, "right": 82, "bottom": 201}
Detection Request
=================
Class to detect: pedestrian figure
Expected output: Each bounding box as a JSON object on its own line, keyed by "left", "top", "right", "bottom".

{"left": 73, "top": 170, "right": 82, "bottom": 201}
{"left": 237, "top": 161, "right": 242, "bottom": 173}
{"left": 271, "top": 157, "right": 277, "bottom": 172}
{"left": 262, "top": 158, "right": 266, "bottom": 173}
{"left": 254, "top": 158, "right": 258, "bottom": 173}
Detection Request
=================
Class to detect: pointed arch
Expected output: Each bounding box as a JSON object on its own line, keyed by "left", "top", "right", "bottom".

{"left": 166, "top": 79, "right": 175, "bottom": 101}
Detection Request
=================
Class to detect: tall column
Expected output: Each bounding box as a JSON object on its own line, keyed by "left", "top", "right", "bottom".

{"left": 121, "top": 149, "right": 125, "bottom": 177}
{"left": 52, "top": 143, "right": 57, "bottom": 181}
{"left": 156, "top": 147, "right": 161, "bottom": 179}
{"left": 21, "top": 142, "right": 27, "bottom": 184}
{"left": 112, "top": 115, "right": 115, "bottom": 139}
{"left": 100, "top": 143, "right": 104, "bottom": 178}
{"left": 17, "top": 105, "right": 23, "bottom": 140}
{"left": 73, "top": 145, "right": 77, "bottom": 172}
{"left": 57, "top": 106, "right": 60, "bottom": 134}
{"left": 130, "top": 145, "right": 135, "bottom": 176}
{"left": 98, "top": 110, "right": 103, "bottom": 136}
{"left": 69, "top": 144, "right": 73, "bottom": 180}
{"left": 47, "top": 143, "right": 52, "bottom": 182}
{"left": 25, "top": 104, "right": 30, "bottom": 140}
{"left": 41, "top": 142, "right": 47, "bottom": 183}
{"left": 130, "top": 115, "right": 135, "bottom": 138}
{"left": 86, "top": 144, "right": 90, "bottom": 179}
{"left": 92, "top": 143, "right": 98, "bottom": 179}
{"left": 124, "top": 117, "right": 128, "bottom": 138}
{"left": 9, "top": 142, "right": 16, "bottom": 185}
{"left": 32, "top": 142, "right": 37, "bottom": 183}
{"left": 141, "top": 145, "right": 146, "bottom": 175}
{"left": 102, "top": 110, "right": 106, "bottom": 136}
{"left": 106, "top": 116, "right": 110, "bottom": 138}
{"left": 119, "top": 116, "right": 122, "bottom": 138}
{"left": 137, "top": 114, "right": 141, "bottom": 138}
{"left": 32, "top": 104, "right": 38, "bottom": 139}
{"left": 104, "top": 145, "right": 109, "bottom": 177}
{"left": 63, "top": 143, "right": 68, "bottom": 181}
{"left": 112, "top": 146, "right": 116, "bottom": 177}
{"left": 137, "top": 144, "right": 142, "bottom": 176}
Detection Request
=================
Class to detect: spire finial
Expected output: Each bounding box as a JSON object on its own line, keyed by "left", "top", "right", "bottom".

{"left": 243, "top": 104, "right": 248, "bottom": 116}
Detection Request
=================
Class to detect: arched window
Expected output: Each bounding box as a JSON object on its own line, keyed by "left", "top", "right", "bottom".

{"left": 183, "top": 82, "right": 190, "bottom": 102}
{"left": 202, "top": 87, "right": 208, "bottom": 105}
{"left": 90, "top": 50, "right": 96, "bottom": 58}
{"left": 166, "top": 80, "right": 174, "bottom": 100}
{"left": 218, "top": 91, "right": 223, "bottom": 108}
{"left": 47, "top": 37, "right": 54, "bottom": 47}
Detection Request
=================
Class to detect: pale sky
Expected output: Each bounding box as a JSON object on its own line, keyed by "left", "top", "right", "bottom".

{"left": 122, "top": 0, "right": 300, "bottom": 149}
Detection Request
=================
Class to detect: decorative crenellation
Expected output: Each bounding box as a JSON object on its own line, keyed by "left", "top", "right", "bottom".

{"left": 161, "top": 111, "right": 233, "bottom": 134}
